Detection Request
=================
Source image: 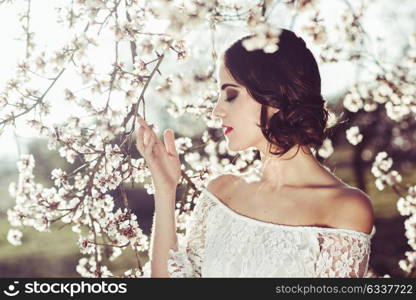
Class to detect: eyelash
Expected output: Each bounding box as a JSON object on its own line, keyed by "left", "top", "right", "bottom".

{"left": 225, "top": 95, "right": 237, "bottom": 102}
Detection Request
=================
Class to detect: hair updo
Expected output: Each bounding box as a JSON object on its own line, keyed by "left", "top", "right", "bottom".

{"left": 223, "top": 28, "right": 334, "bottom": 158}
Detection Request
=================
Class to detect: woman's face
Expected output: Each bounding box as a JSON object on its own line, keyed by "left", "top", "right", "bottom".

{"left": 212, "top": 62, "right": 277, "bottom": 153}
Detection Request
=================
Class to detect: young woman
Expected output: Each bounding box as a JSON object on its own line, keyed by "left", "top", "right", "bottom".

{"left": 136, "top": 29, "right": 376, "bottom": 278}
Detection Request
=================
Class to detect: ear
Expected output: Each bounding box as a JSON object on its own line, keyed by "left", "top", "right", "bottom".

{"left": 267, "top": 106, "right": 279, "bottom": 119}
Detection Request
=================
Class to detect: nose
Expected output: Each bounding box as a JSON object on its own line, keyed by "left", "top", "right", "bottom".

{"left": 211, "top": 100, "right": 226, "bottom": 119}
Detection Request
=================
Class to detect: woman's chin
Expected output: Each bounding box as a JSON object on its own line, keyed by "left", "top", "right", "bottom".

{"left": 225, "top": 131, "right": 252, "bottom": 152}
{"left": 225, "top": 138, "right": 237, "bottom": 152}
{"left": 225, "top": 139, "right": 246, "bottom": 153}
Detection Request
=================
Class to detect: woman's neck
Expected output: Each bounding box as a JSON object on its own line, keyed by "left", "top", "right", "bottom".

{"left": 258, "top": 145, "right": 331, "bottom": 190}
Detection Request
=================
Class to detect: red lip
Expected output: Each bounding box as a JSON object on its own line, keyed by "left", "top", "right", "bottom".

{"left": 222, "top": 125, "right": 234, "bottom": 135}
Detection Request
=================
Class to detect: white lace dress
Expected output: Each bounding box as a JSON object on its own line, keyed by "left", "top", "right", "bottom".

{"left": 142, "top": 187, "right": 376, "bottom": 278}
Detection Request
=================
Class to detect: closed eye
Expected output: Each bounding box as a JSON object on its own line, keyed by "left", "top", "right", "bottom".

{"left": 225, "top": 95, "right": 237, "bottom": 102}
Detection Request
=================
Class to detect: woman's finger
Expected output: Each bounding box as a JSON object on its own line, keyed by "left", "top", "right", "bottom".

{"left": 164, "top": 129, "right": 178, "bottom": 157}
{"left": 136, "top": 122, "right": 146, "bottom": 153}
{"left": 136, "top": 115, "right": 147, "bottom": 127}
{"left": 146, "top": 124, "right": 165, "bottom": 149}
{"left": 136, "top": 116, "right": 164, "bottom": 156}
{"left": 144, "top": 131, "right": 156, "bottom": 158}
{"left": 139, "top": 121, "right": 155, "bottom": 147}
{"left": 143, "top": 127, "right": 150, "bottom": 146}
{"left": 136, "top": 117, "right": 152, "bottom": 146}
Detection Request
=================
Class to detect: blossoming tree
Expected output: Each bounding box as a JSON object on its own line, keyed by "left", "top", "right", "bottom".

{"left": 2, "top": 0, "right": 415, "bottom": 277}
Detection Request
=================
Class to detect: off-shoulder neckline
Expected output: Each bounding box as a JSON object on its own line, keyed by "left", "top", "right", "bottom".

{"left": 202, "top": 188, "right": 375, "bottom": 238}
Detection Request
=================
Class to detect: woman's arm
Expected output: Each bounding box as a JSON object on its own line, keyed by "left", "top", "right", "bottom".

{"left": 144, "top": 174, "right": 241, "bottom": 277}
{"left": 314, "top": 188, "right": 375, "bottom": 277}
{"left": 144, "top": 187, "right": 212, "bottom": 278}
{"left": 148, "top": 189, "right": 178, "bottom": 277}
{"left": 134, "top": 115, "right": 182, "bottom": 277}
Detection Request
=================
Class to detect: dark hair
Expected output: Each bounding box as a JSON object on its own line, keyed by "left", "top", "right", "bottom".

{"left": 223, "top": 28, "right": 334, "bottom": 158}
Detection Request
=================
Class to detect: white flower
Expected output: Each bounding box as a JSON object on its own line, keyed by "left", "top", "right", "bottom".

{"left": 286, "top": 0, "right": 320, "bottom": 11}
{"left": 109, "top": 247, "right": 122, "bottom": 261}
{"left": 343, "top": 93, "right": 363, "bottom": 113}
{"left": 7, "top": 229, "right": 23, "bottom": 246}
{"left": 375, "top": 178, "right": 385, "bottom": 191}
{"left": 385, "top": 102, "right": 410, "bottom": 122}
{"left": 399, "top": 251, "right": 416, "bottom": 273}
{"left": 33, "top": 215, "right": 50, "bottom": 232}
{"left": 58, "top": 146, "right": 77, "bottom": 164}
{"left": 72, "top": 224, "right": 81, "bottom": 233}
{"left": 17, "top": 154, "right": 35, "bottom": 173}
{"left": 346, "top": 126, "right": 363, "bottom": 145}
{"left": 76, "top": 257, "right": 94, "bottom": 278}
{"left": 371, "top": 151, "right": 393, "bottom": 178}
{"left": 78, "top": 237, "right": 95, "bottom": 255}
{"left": 373, "top": 170, "right": 402, "bottom": 191}
{"left": 397, "top": 196, "right": 415, "bottom": 216}
{"left": 133, "top": 59, "right": 149, "bottom": 77}
{"left": 385, "top": 170, "right": 402, "bottom": 185}
{"left": 51, "top": 168, "right": 68, "bottom": 187}
{"left": 363, "top": 101, "right": 378, "bottom": 112}
{"left": 8, "top": 182, "right": 17, "bottom": 198}
{"left": 318, "top": 138, "right": 334, "bottom": 158}
{"left": 242, "top": 23, "right": 282, "bottom": 54}
{"left": 377, "top": 153, "right": 392, "bottom": 172}
{"left": 140, "top": 261, "right": 151, "bottom": 278}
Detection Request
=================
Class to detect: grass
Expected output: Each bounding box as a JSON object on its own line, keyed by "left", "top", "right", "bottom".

{"left": 0, "top": 216, "right": 149, "bottom": 277}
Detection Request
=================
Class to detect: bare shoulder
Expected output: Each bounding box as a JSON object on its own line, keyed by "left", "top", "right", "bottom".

{"left": 327, "top": 187, "right": 375, "bottom": 235}
{"left": 206, "top": 173, "right": 241, "bottom": 196}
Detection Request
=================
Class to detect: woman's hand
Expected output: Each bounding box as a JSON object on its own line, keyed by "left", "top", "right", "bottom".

{"left": 135, "top": 115, "right": 181, "bottom": 194}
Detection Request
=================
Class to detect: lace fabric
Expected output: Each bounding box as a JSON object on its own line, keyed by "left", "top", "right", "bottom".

{"left": 145, "top": 187, "right": 375, "bottom": 278}
{"left": 165, "top": 194, "right": 216, "bottom": 277}
{"left": 314, "top": 231, "right": 371, "bottom": 277}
